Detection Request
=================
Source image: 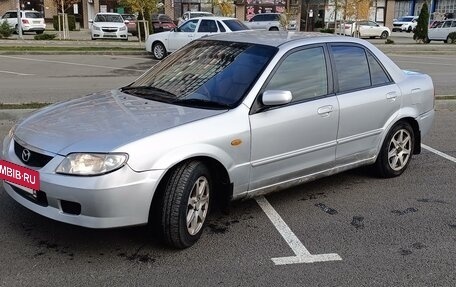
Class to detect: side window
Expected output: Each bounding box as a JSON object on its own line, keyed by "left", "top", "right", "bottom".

{"left": 331, "top": 45, "right": 370, "bottom": 92}
{"left": 264, "top": 47, "right": 328, "bottom": 102}
{"left": 198, "top": 20, "right": 217, "bottom": 32}
{"left": 443, "top": 21, "right": 451, "bottom": 28}
{"left": 216, "top": 21, "right": 226, "bottom": 32}
{"left": 452, "top": 21, "right": 456, "bottom": 28}
{"left": 366, "top": 52, "right": 391, "bottom": 86}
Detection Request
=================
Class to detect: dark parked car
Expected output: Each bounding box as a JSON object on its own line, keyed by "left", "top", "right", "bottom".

{"left": 121, "top": 14, "right": 138, "bottom": 36}
{"left": 151, "top": 13, "right": 176, "bottom": 33}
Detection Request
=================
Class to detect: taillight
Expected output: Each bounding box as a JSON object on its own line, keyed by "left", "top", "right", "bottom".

{"left": 22, "top": 19, "right": 29, "bottom": 24}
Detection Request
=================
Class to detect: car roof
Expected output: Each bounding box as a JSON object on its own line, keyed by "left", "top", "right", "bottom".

{"left": 201, "top": 30, "right": 346, "bottom": 47}
{"left": 96, "top": 12, "right": 122, "bottom": 15}
{"left": 185, "top": 16, "right": 239, "bottom": 21}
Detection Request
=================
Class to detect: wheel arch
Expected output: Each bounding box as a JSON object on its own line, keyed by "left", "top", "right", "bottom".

{"left": 148, "top": 155, "right": 233, "bottom": 225}
{"left": 397, "top": 117, "right": 421, "bottom": 155}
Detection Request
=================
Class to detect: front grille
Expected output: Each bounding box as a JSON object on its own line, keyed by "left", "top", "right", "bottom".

{"left": 102, "top": 27, "right": 118, "bottom": 32}
{"left": 14, "top": 141, "right": 53, "bottom": 167}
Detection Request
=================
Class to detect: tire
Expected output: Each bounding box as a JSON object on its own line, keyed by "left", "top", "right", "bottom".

{"left": 407, "top": 26, "right": 412, "bottom": 33}
{"left": 374, "top": 122, "right": 414, "bottom": 178}
{"left": 36, "top": 30, "right": 44, "bottom": 35}
{"left": 160, "top": 161, "right": 212, "bottom": 248}
{"left": 424, "top": 36, "right": 431, "bottom": 44}
{"left": 269, "top": 27, "right": 279, "bottom": 31}
{"left": 446, "top": 36, "right": 452, "bottom": 44}
{"left": 152, "top": 42, "right": 167, "bottom": 60}
{"left": 380, "top": 31, "right": 388, "bottom": 39}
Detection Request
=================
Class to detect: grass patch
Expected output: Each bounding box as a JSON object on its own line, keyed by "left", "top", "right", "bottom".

{"left": 0, "top": 102, "right": 51, "bottom": 109}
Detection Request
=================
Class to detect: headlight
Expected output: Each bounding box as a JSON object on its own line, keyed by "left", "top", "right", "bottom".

{"left": 56, "top": 153, "right": 128, "bottom": 176}
{"left": 92, "top": 25, "right": 101, "bottom": 31}
{"left": 119, "top": 26, "right": 127, "bottom": 31}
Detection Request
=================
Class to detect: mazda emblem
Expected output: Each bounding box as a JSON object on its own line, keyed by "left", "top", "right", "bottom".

{"left": 22, "top": 149, "right": 31, "bottom": 162}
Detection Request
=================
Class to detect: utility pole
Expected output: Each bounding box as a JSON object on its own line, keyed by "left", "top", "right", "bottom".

{"left": 16, "top": 0, "right": 23, "bottom": 39}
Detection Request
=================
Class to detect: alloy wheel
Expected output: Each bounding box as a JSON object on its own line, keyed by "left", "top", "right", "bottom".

{"left": 387, "top": 129, "right": 412, "bottom": 171}
{"left": 186, "top": 176, "right": 210, "bottom": 236}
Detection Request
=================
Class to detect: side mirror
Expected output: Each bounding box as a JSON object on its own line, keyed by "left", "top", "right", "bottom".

{"left": 89, "top": 19, "right": 93, "bottom": 23}
{"left": 124, "top": 20, "right": 130, "bottom": 25}
{"left": 262, "top": 90, "right": 292, "bottom": 106}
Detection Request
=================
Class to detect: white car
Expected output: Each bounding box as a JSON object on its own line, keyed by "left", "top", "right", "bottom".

{"left": 0, "top": 10, "right": 46, "bottom": 34}
{"left": 178, "top": 11, "right": 214, "bottom": 26}
{"left": 89, "top": 13, "right": 128, "bottom": 40}
{"left": 392, "top": 16, "right": 418, "bottom": 32}
{"left": 427, "top": 19, "right": 456, "bottom": 43}
{"left": 339, "top": 20, "right": 390, "bottom": 39}
{"left": 244, "top": 13, "right": 285, "bottom": 31}
{"left": 145, "top": 16, "right": 249, "bottom": 60}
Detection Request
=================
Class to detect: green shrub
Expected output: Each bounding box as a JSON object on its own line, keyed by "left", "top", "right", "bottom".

{"left": 52, "top": 15, "right": 76, "bottom": 31}
{"left": 0, "top": 21, "right": 13, "bottom": 38}
{"left": 34, "top": 33, "right": 57, "bottom": 40}
{"left": 413, "top": 3, "right": 429, "bottom": 43}
{"left": 448, "top": 32, "right": 456, "bottom": 44}
{"left": 320, "top": 28, "right": 334, "bottom": 34}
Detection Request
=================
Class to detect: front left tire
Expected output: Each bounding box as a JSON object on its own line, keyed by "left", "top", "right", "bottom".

{"left": 380, "top": 31, "right": 389, "bottom": 39}
{"left": 160, "top": 160, "right": 212, "bottom": 249}
{"left": 152, "top": 42, "right": 167, "bottom": 60}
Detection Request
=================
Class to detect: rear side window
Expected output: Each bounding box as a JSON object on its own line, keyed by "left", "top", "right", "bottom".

{"left": 216, "top": 21, "right": 226, "bottom": 32}
{"left": 25, "top": 12, "right": 42, "bottom": 18}
{"left": 331, "top": 45, "right": 391, "bottom": 93}
{"left": 222, "top": 20, "right": 249, "bottom": 31}
{"left": 198, "top": 20, "right": 217, "bottom": 32}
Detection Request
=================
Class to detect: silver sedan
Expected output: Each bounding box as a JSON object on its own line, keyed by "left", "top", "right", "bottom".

{"left": 1, "top": 31, "right": 435, "bottom": 249}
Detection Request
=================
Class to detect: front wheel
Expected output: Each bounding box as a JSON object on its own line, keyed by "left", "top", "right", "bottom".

{"left": 374, "top": 122, "right": 414, "bottom": 178}
{"left": 380, "top": 31, "right": 388, "bottom": 39}
{"left": 160, "top": 161, "right": 212, "bottom": 248}
{"left": 152, "top": 42, "right": 167, "bottom": 60}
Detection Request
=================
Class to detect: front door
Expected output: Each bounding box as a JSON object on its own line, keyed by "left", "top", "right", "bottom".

{"left": 249, "top": 46, "right": 339, "bottom": 191}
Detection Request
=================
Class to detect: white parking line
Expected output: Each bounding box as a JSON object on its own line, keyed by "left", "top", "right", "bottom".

{"left": 0, "top": 70, "right": 34, "bottom": 76}
{"left": 422, "top": 144, "right": 456, "bottom": 163}
{"left": 0, "top": 55, "right": 145, "bottom": 72}
{"left": 255, "top": 196, "right": 342, "bottom": 265}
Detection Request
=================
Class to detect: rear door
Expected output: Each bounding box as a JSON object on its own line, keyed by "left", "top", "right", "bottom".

{"left": 329, "top": 44, "right": 401, "bottom": 165}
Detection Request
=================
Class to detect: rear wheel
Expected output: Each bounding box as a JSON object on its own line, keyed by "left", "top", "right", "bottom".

{"left": 160, "top": 161, "right": 212, "bottom": 248}
{"left": 374, "top": 122, "right": 414, "bottom": 178}
{"left": 380, "top": 31, "right": 388, "bottom": 39}
{"left": 152, "top": 42, "right": 167, "bottom": 60}
{"left": 446, "top": 36, "right": 452, "bottom": 44}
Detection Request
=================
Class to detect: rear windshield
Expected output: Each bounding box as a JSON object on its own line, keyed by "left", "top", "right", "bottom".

{"left": 122, "top": 14, "right": 136, "bottom": 20}
{"left": 222, "top": 20, "right": 249, "bottom": 31}
{"left": 24, "top": 12, "right": 42, "bottom": 18}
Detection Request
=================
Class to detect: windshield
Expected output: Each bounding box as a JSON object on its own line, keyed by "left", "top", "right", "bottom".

{"left": 398, "top": 17, "right": 415, "bottom": 22}
{"left": 125, "top": 40, "right": 277, "bottom": 109}
{"left": 95, "top": 14, "right": 123, "bottom": 23}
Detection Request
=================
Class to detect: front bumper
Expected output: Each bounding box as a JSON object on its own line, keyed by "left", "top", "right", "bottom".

{"left": 2, "top": 135, "right": 164, "bottom": 229}
{"left": 92, "top": 29, "right": 128, "bottom": 39}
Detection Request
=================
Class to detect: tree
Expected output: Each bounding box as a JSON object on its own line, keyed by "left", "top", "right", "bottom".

{"left": 120, "top": 0, "right": 158, "bottom": 37}
{"left": 413, "top": 3, "right": 429, "bottom": 43}
{"left": 51, "top": 0, "right": 79, "bottom": 13}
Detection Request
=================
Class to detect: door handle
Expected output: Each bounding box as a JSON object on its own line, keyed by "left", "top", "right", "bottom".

{"left": 317, "top": 105, "right": 333, "bottom": 117}
{"left": 386, "top": 92, "right": 397, "bottom": 101}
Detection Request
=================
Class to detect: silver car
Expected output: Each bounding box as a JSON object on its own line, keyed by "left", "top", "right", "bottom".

{"left": 1, "top": 31, "right": 435, "bottom": 249}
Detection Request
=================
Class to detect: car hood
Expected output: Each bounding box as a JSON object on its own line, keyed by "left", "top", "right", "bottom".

{"left": 93, "top": 22, "right": 125, "bottom": 27}
{"left": 14, "top": 90, "right": 226, "bottom": 155}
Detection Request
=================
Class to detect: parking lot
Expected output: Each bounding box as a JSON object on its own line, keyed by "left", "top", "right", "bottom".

{"left": 0, "top": 52, "right": 455, "bottom": 286}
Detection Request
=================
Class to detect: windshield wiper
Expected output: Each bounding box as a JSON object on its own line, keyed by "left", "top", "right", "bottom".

{"left": 173, "top": 98, "right": 231, "bottom": 109}
{"left": 120, "top": 86, "right": 177, "bottom": 102}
